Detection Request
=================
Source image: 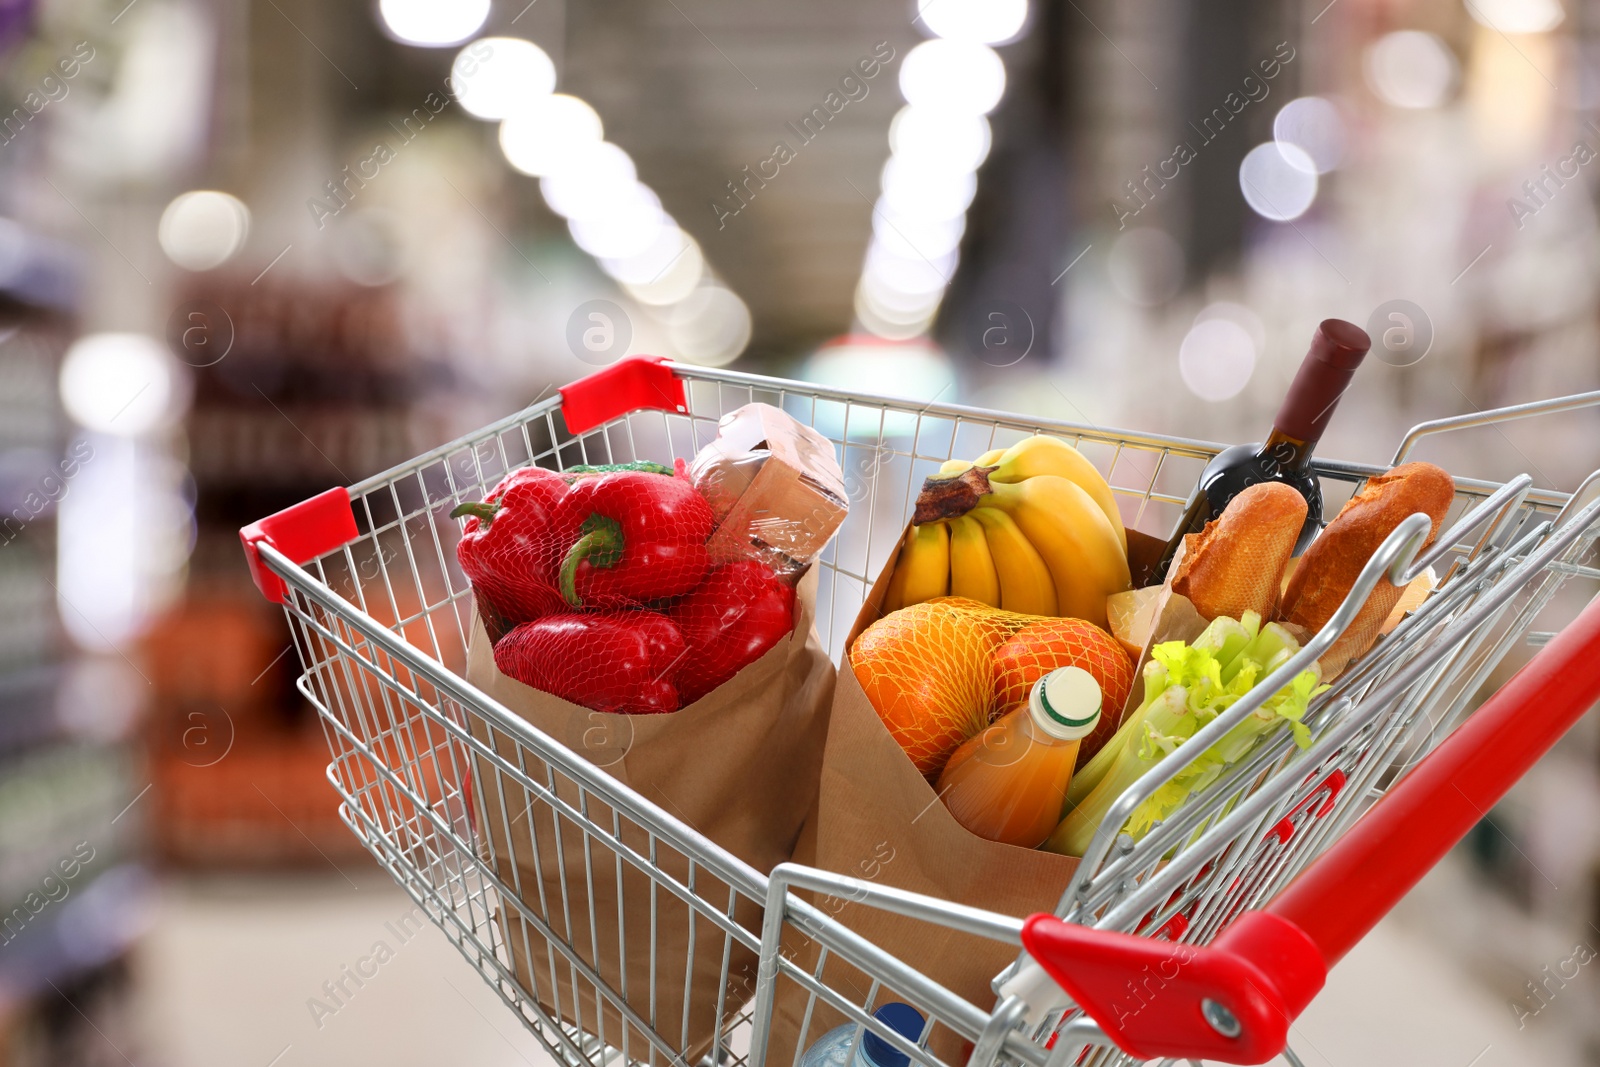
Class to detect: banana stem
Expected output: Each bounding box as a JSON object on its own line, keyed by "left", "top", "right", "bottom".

{"left": 912, "top": 465, "right": 998, "bottom": 524}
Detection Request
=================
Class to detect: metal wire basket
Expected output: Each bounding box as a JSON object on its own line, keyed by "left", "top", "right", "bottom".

{"left": 240, "top": 359, "right": 1600, "bottom": 1067}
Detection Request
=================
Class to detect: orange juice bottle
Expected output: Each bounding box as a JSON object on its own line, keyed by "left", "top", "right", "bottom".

{"left": 936, "top": 666, "right": 1102, "bottom": 847}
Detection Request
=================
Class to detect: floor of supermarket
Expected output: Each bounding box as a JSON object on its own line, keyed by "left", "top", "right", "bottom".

{"left": 128, "top": 866, "right": 1581, "bottom": 1067}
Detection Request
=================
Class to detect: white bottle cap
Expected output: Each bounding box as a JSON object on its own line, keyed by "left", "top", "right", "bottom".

{"left": 1028, "top": 666, "right": 1102, "bottom": 741}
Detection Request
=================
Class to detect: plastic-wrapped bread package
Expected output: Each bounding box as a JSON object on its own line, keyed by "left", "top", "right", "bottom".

{"left": 689, "top": 403, "right": 848, "bottom": 582}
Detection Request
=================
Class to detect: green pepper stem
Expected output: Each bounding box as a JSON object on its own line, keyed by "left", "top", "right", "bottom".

{"left": 451, "top": 501, "right": 501, "bottom": 524}
{"left": 559, "top": 516, "right": 624, "bottom": 606}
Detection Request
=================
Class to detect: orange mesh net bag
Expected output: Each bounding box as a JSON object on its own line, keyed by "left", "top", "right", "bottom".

{"left": 851, "top": 596, "right": 1135, "bottom": 779}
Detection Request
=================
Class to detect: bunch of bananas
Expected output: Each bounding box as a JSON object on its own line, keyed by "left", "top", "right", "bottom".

{"left": 883, "top": 436, "right": 1131, "bottom": 629}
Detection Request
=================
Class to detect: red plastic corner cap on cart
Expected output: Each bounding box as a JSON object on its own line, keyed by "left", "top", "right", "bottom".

{"left": 240, "top": 486, "right": 360, "bottom": 605}
{"left": 559, "top": 355, "right": 688, "bottom": 435}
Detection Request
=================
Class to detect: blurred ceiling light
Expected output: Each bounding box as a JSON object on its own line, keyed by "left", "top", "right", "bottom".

{"left": 1178, "top": 317, "right": 1256, "bottom": 401}
{"left": 667, "top": 287, "right": 752, "bottom": 366}
{"left": 1466, "top": 0, "right": 1563, "bottom": 33}
{"left": 157, "top": 190, "right": 250, "bottom": 271}
{"left": 918, "top": 0, "right": 1028, "bottom": 45}
{"left": 452, "top": 37, "right": 556, "bottom": 120}
{"left": 621, "top": 243, "right": 705, "bottom": 305}
{"left": 856, "top": 278, "right": 943, "bottom": 329}
{"left": 1273, "top": 97, "right": 1345, "bottom": 174}
{"left": 855, "top": 294, "right": 939, "bottom": 341}
{"left": 871, "top": 211, "right": 966, "bottom": 261}
{"left": 539, "top": 141, "right": 639, "bottom": 218}
{"left": 1106, "top": 228, "right": 1184, "bottom": 306}
{"left": 1364, "top": 31, "right": 1458, "bottom": 109}
{"left": 1239, "top": 142, "right": 1319, "bottom": 220}
{"left": 499, "top": 93, "right": 604, "bottom": 176}
{"left": 379, "top": 0, "right": 490, "bottom": 46}
{"left": 899, "top": 40, "right": 1007, "bottom": 116}
{"left": 881, "top": 157, "right": 978, "bottom": 219}
{"left": 60, "top": 333, "right": 178, "bottom": 436}
{"left": 600, "top": 226, "right": 699, "bottom": 285}
{"left": 888, "top": 106, "right": 992, "bottom": 174}
{"left": 860, "top": 269, "right": 949, "bottom": 315}
{"left": 864, "top": 242, "right": 958, "bottom": 295}
{"left": 569, "top": 189, "right": 667, "bottom": 259}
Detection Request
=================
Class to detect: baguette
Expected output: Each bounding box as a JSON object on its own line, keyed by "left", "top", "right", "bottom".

{"left": 1171, "top": 482, "right": 1306, "bottom": 621}
{"left": 1279, "top": 461, "right": 1454, "bottom": 677}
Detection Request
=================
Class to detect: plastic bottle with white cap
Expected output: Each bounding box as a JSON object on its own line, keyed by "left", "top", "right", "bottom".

{"left": 935, "top": 666, "right": 1103, "bottom": 848}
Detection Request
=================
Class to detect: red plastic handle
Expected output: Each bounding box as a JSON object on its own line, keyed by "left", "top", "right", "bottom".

{"left": 559, "top": 356, "right": 687, "bottom": 435}
{"left": 1270, "top": 591, "right": 1600, "bottom": 966}
{"left": 240, "top": 486, "right": 360, "bottom": 604}
{"left": 1024, "top": 591, "right": 1600, "bottom": 1064}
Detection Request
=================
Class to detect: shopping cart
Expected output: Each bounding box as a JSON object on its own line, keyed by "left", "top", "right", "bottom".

{"left": 239, "top": 357, "right": 1600, "bottom": 1066}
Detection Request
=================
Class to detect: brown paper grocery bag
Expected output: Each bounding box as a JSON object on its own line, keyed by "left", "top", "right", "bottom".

{"left": 767, "top": 527, "right": 1211, "bottom": 1064}
{"left": 767, "top": 540, "right": 1083, "bottom": 1065}
{"left": 465, "top": 568, "right": 834, "bottom": 1059}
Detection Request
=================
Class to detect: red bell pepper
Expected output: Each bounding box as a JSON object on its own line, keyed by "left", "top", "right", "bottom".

{"left": 494, "top": 610, "right": 687, "bottom": 714}
{"left": 555, "top": 470, "right": 714, "bottom": 608}
{"left": 451, "top": 467, "right": 569, "bottom": 623}
{"left": 669, "top": 561, "right": 795, "bottom": 704}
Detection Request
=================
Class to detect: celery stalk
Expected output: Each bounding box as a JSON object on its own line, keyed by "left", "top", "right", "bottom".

{"left": 1045, "top": 686, "right": 1190, "bottom": 856}
{"left": 1041, "top": 614, "right": 1328, "bottom": 857}
{"left": 1062, "top": 659, "right": 1169, "bottom": 809}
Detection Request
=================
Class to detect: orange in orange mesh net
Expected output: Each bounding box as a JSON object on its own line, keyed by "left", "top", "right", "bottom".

{"left": 851, "top": 597, "right": 1134, "bottom": 778}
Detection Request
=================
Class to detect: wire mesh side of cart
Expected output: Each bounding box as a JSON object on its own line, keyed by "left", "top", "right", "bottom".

{"left": 259, "top": 361, "right": 1593, "bottom": 1067}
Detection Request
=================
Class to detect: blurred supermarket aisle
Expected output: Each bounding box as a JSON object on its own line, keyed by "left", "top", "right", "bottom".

{"left": 128, "top": 865, "right": 1587, "bottom": 1067}
{"left": 133, "top": 873, "right": 554, "bottom": 1067}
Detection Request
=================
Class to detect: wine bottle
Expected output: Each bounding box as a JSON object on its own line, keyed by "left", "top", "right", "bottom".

{"left": 1152, "top": 318, "right": 1371, "bottom": 583}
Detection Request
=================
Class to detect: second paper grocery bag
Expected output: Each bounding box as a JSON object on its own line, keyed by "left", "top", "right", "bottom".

{"left": 766, "top": 549, "right": 1088, "bottom": 1063}
{"left": 465, "top": 567, "right": 834, "bottom": 1059}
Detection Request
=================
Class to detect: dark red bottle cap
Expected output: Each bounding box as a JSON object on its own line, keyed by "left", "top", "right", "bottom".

{"left": 1274, "top": 318, "right": 1371, "bottom": 443}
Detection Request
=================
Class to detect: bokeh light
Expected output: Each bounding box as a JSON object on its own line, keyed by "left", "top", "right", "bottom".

{"left": 1364, "top": 31, "right": 1457, "bottom": 109}
{"left": 157, "top": 190, "right": 250, "bottom": 271}
{"left": 668, "top": 287, "right": 753, "bottom": 366}
{"left": 60, "top": 333, "right": 179, "bottom": 436}
{"left": 620, "top": 240, "right": 705, "bottom": 305}
{"left": 917, "top": 0, "right": 1029, "bottom": 46}
{"left": 899, "top": 40, "right": 1007, "bottom": 116}
{"left": 452, "top": 37, "right": 556, "bottom": 120}
{"left": 1239, "top": 142, "right": 1319, "bottom": 220}
{"left": 538, "top": 141, "right": 639, "bottom": 219}
{"left": 888, "top": 106, "right": 992, "bottom": 174}
{"left": 499, "top": 94, "right": 604, "bottom": 176}
{"left": 1466, "top": 0, "right": 1564, "bottom": 34}
{"left": 1178, "top": 317, "right": 1257, "bottom": 401}
{"left": 378, "top": 0, "right": 490, "bottom": 47}
{"left": 1274, "top": 96, "right": 1345, "bottom": 174}
{"left": 568, "top": 187, "right": 666, "bottom": 259}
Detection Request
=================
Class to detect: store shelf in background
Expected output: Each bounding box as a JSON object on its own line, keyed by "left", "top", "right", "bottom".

{"left": 152, "top": 733, "right": 369, "bottom": 869}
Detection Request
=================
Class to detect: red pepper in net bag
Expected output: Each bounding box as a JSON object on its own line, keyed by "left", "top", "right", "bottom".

{"left": 494, "top": 610, "right": 687, "bottom": 714}
{"left": 451, "top": 467, "right": 569, "bottom": 623}
{"left": 555, "top": 470, "right": 714, "bottom": 608}
{"left": 669, "top": 561, "right": 796, "bottom": 704}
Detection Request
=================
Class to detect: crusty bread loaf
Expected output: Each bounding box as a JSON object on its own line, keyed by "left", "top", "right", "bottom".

{"left": 1279, "top": 461, "right": 1454, "bottom": 678}
{"left": 1172, "top": 482, "right": 1306, "bottom": 621}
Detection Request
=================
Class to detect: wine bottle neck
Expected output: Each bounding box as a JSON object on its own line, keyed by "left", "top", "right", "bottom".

{"left": 1255, "top": 426, "right": 1316, "bottom": 470}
